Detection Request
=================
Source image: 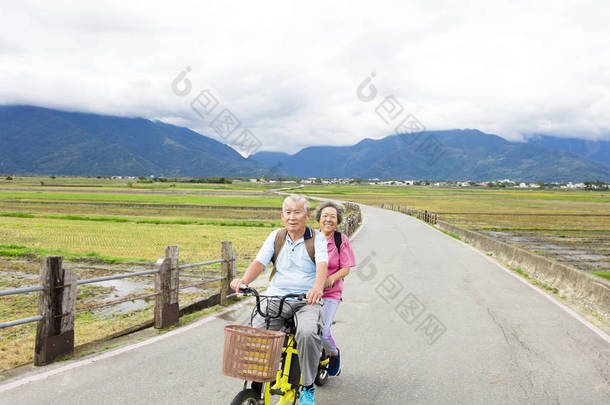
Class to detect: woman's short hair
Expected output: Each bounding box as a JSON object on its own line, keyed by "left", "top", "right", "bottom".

{"left": 315, "top": 201, "right": 343, "bottom": 224}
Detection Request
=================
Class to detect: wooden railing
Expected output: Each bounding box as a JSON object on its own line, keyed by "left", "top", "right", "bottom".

{"left": 0, "top": 242, "right": 236, "bottom": 366}
{"left": 380, "top": 203, "right": 440, "bottom": 224}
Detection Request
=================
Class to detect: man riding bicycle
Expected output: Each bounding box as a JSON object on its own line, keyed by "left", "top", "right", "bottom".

{"left": 230, "top": 194, "right": 328, "bottom": 405}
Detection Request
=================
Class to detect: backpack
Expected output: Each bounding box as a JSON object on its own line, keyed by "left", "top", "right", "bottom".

{"left": 269, "top": 228, "right": 343, "bottom": 280}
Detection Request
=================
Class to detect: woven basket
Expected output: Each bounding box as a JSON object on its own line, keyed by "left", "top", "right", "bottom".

{"left": 222, "top": 325, "right": 285, "bottom": 382}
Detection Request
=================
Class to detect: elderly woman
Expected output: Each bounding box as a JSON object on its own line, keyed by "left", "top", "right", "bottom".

{"left": 315, "top": 201, "right": 356, "bottom": 377}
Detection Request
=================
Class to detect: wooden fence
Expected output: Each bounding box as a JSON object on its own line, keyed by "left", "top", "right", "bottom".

{"left": 380, "top": 203, "right": 440, "bottom": 224}
{"left": 1, "top": 242, "right": 236, "bottom": 366}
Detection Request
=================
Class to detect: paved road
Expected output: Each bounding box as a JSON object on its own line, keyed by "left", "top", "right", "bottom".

{"left": 2, "top": 205, "right": 609, "bottom": 404}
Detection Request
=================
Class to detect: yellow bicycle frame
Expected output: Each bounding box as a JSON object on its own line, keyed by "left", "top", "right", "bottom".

{"left": 263, "top": 333, "right": 330, "bottom": 405}
{"left": 264, "top": 333, "right": 297, "bottom": 405}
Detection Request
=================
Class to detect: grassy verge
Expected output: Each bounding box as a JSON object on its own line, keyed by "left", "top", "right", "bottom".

{"left": 592, "top": 272, "right": 610, "bottom": 281}
{"left": 510, "top": 267, "right": 559, "bottom": 294}
{"left": 0, "top": 244, "right": 147, "bottom": 263}
{"left": 439, "top": 229, "right": 462, "bottom": 240}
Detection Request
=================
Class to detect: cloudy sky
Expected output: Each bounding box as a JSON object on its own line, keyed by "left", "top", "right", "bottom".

{"left": 1, "top": 0, "right": 609, "bottom": 154}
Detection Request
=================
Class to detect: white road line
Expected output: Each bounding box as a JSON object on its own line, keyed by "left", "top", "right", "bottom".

{"left": 429, "top": 218, "right": 610, "bottom": 345}
{"left": 0, "top": 299, "right": 253, "bottom": 393}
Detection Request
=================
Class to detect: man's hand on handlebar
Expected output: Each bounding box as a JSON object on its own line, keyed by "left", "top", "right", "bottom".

{"left": 305, "top": 286, "right": 323, "bottom": 305}
{"left": 230, "top": 278, "right": 245, "bottom": 293}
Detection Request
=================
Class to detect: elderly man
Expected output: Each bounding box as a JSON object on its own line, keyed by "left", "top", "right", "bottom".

{"left": 230, "top": 194, "right": 328, "bottom": 405}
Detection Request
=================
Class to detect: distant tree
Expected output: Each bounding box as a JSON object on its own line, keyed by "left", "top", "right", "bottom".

{"left": 5, "top": 176, "right": 12, "bottom": 181}
{"left": 127, "top": 182, "right": 133, "bottom": 188}
{"left": 40, "top": 181, "right": 44, "bottom": 186}
{"left": 50, "top": 175, "right": 56, "bottom": 179}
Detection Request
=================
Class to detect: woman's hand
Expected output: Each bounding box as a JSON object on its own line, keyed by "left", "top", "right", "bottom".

{"left": 325, "top": 276, "right": 335, "bottom": 289}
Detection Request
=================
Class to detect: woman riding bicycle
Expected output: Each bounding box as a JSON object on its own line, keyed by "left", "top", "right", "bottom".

{"left": 230, "top": 194, "right": 327, "bottom": 405}
{"left": 315, "top": 201, "right": 356, "bottom": 377}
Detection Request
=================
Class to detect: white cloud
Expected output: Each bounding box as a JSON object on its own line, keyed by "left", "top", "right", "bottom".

{"left": 1, "top": 0, "right": 609, "bottom": 154}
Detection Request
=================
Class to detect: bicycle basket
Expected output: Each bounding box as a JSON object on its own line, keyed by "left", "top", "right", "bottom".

{"left": 222, "top": 325, "right": 285, "bottom": 382}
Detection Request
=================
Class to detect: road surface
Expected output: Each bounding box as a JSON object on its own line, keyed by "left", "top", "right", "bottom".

{"left": 1, "top": 205, "right": 609, "bottom": 404}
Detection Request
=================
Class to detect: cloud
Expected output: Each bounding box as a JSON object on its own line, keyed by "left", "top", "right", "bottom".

{"left": 1, "top": 0, "right": 609, "bottom": 154}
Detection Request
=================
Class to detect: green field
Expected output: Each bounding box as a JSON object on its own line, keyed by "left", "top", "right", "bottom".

{"left": 0, "top": 178, "right": 300, "bottom": 370}
{"left": 301, "top": 184, "right": 610, "bottom": 273}
{"left": 1, "top": 178, "right": 608, "bottom": 371}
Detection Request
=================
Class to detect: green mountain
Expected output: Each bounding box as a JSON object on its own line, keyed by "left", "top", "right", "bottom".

{"left": 0, "top": 105, "right": 265, "bottom": 177}
{"left": 250, "top": 130, "right": 610, "bottom": 182}
{"left": 2, "top": 105, "right": 609, "bottom": 181}
{"left": 524, "top": 134, "right": 610, "bottom": 166}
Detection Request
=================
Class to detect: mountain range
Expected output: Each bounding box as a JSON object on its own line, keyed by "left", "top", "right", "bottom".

{"left": 1, "top": 105, "right": 609, "bottom": 182}
{"left": 0, "top": 105, "right": 265, "bottom": 177}
{"left": 251, "top": 131, "right": 610, "bottom": 182}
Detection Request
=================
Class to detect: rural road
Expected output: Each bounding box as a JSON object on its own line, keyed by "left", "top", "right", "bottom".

{"left": 1, "top": 205, "right": 609, "bottom": 404}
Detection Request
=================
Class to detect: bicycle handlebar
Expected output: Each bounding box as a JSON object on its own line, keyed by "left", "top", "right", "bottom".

{"left": 239, "top": 285, "right": 305, "bottom": 321}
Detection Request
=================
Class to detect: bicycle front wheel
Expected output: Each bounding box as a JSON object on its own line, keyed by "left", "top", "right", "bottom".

{"left": 230, "top": 389, "right": 259, "bottom": 405}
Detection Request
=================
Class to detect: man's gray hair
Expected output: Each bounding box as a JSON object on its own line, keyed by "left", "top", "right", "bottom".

{"left": 282, "top": 194, "right": 310, "bottom": 212}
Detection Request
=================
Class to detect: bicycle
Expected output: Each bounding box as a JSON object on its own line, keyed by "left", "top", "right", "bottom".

{"left": 225, "top": 285, "right": 330, "bottom": 405}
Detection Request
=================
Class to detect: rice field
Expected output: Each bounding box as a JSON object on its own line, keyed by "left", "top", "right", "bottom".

{"left": 302, "top": 185, "right": 610, "bottom": 273}
{"left": 0, "top": 178, "right": 298, "bottom": 371}
{"left": 2, "top": 178, "right": 608, "bottom": 371}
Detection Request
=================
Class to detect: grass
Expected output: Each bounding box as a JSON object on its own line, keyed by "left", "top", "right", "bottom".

{"left": 46, "top": 214, "right": 281, "bottom": 228}
{"left": 0, "top": 244, "right": 145, "bottom": 263}
{"left": 439, "top": 229, "right": 462, "bottom": 240}
{"left": 0, "top": 190, "right": 285, "bottom": 207}
{"left": 327, "top": 183, "right": 608, "bottom": 275}
{"left": 0, "top": 212, "right": 35, "bottom": 218}
{"left": 593, "top": 272, "right": 610, "bottom": 281}
{"left": 511, "top": 267, "right": 530, "bottom": 279}
{"left": 510, "top": 267, "right": 560, "bottom": 294}
{"left": 2, "top": 178, "right": 606, "bottom": 369}
{"left": 0, "top": 216, "right": 272, "bottom": 266}
{"left": 0, "top": 179, "right": 288, "bottom": 371}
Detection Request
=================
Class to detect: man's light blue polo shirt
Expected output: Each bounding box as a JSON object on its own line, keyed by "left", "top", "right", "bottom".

{"left": 255, "top": 227, "right": 328, "bottom": 296}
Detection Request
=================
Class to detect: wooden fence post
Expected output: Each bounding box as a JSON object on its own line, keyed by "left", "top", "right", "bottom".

{"left": 154, "top": 249, "right": 179, "bottom": 329}
{"left": 231, "top": 249, "right": 237, "bottom": 281}
{"left": 166, "top": 245, "right": 179, "bottom": 312}
{"left": 220, "top": 241, "right": 233, "bottom": 305}
{"left": 35, "top": 256, "right": 77, "bottom": 366}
